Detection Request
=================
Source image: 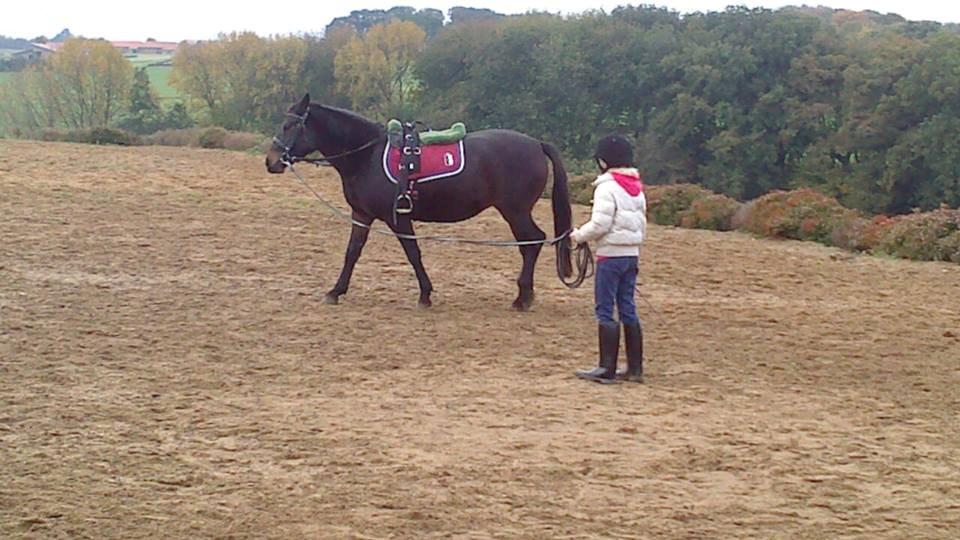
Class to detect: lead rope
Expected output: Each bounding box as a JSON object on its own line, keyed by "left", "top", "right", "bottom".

{"left": 284, "top": 162, "right": 680, "bottom": 350}
{"left": 559, "top": 242, "right": 594, "bottom": 289}
{"left": 286, "top": 162, "right": 575, "bottom": 248}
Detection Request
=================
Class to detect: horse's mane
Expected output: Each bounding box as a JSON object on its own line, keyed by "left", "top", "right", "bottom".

{"left": 312, "top": 104, "right": 384, "bottom": 140}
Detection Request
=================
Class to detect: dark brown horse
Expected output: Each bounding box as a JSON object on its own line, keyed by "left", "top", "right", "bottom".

{"left": 265, "top": 94, "right": 573, "bottom": 310}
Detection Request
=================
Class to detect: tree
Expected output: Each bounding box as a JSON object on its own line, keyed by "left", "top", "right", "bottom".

{"left": 163, "top": 102, "right": 194, "bottom": 130}
{"left": 0, "top": 38, "right": 133, "bottom": 132}
{"left": 117, "top": 67, "right": 164, "bottom": 134}
{"left": 302, "top": 27, "right": 354, "bottom": 108}
{"left": 448, "top": 7, "right": 505, "bottom": 26}
{"left": 0, "top": 68, "right": 60, "bottom": 133}
{"left": 44, "top": 38, "right": 134, "bottom": 128}
{"left": 170, "top": 39, "right": 226, "bottom": 124}
{"left": 170, "top": 32, "right": 307, "bottom": 130}
{"left": 52, "top": 28, "right": 73, "bottom": 42}
{"left": 327, "top": 7, "right": 444, "bottom": 38}
{"left": 334, "top": 20, "right": 426, "bottom": 119}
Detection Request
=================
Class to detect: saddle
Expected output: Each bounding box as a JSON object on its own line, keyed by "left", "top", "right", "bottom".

{"left": 386, "top": 119, "right": 467, "bottom": 218}
{"left": 387, "top": 120, "right": 467, "bottom": 169}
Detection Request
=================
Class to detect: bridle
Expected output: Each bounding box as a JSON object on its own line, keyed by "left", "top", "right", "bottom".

{"left": 271, "top": 110, "right": 311, "bottom": 166}
{"left": 271, "top": 108, "right": 382, "bottom": 167}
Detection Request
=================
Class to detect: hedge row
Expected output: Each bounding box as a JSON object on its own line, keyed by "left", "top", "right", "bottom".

{"left": 646, "top": 184, "right": 960, "bottom": 264}
{"left": 38, "top": 127, "right": 267, "bottom": 152}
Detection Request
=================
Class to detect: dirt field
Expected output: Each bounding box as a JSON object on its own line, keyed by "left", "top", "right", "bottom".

{"left": 1, "top": 140, "right": 959, "bottom": 539}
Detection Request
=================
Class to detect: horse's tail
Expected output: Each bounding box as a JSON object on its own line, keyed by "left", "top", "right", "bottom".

{"left": 542, "top": 142, "right": 573, "bottom": 279}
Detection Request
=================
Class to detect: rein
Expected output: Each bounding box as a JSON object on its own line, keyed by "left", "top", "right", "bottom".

{"left": 282, "top": 138, "right": 382, "bottom": 167}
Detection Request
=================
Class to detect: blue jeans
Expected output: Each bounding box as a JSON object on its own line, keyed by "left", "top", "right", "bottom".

{"left": 594, "top": 256, "right": 639, "bottom": 325}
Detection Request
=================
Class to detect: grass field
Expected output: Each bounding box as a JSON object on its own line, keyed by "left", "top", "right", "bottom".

{"left": 126, "top": 54, "right": 181, "bottom": 103}
{"left": 127, "top": 54, "right": 172, "bottom": 68}
{"left": 145, "top": 65, "right": 179, "bottom": 102}
{"left": 0, "top": 56, "right": 181, "bottom": 105}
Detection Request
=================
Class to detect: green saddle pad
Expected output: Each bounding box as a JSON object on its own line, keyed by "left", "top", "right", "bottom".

{"left": 388, "top": 119, "right": 467, "bottom": 145}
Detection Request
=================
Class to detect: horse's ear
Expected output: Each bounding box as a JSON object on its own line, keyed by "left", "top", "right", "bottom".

{"left": 294, "top": 93, "right": 310, "bottom": 114}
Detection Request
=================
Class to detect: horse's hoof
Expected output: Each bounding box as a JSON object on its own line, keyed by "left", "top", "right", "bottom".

{"left": 417, "top": 299, "right": 432, "bottom": 309}
{"left": 322, "top": 293, "right": 339, "bottom": 305}
{"left": 511, "top": 300, "right": 532, "bottom": 312}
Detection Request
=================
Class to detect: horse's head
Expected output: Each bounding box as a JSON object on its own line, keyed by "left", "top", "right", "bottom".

{"left": 265, "top": 93, "right": 314, "bottom": 174}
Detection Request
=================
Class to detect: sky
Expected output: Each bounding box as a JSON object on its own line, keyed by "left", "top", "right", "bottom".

{"left": 1, "top": 0, "right": 956, "bottom": 42}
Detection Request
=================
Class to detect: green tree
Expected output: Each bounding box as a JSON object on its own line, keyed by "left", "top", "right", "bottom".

{"left": 163, "top": 102, "right": 195, "bottom": 130}
{"left": 327, "top": 7, "right": 445, "bottom": 38}
{"left": 117, "top": 68, "right": 164, "bottom": 134}
{"left": 301, "top": 27, "right": 354, "bottom": 108}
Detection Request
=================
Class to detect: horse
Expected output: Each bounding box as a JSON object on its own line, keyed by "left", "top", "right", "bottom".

{"left": 265, "top": 93, "right": 574, "bottom": 310}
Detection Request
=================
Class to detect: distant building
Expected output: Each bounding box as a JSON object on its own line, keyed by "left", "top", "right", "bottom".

{"left": 33, "top": 41, "right": 64, "bottom": 52}
{"left": 26, "top": 39, "right": 181, "bottom": 56}
{"left": 18, "top": 43, "right": 55, "bottom": 59}
{"left": 111, "top": 40, "right": 179, "bottom": 55}
{"left": 0, "top": 43, "right": 54, "bottom": 67}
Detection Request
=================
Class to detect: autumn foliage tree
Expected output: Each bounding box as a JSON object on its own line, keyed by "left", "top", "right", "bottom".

{"left": 46, "top": 38, "right": 133, "bottom": 128}
{"left": 0, "top": 38, "right": 132, "bottom": 131}
{"left": 334, "top": 20, "right": 426, "bottom": 119}
{"left": 170, "top": 32, "right": 307, "bottom": 131}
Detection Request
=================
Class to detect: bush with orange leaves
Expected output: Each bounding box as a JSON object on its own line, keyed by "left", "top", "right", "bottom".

{"left": 645, "top": 184, "right": 740, "bottom": 230}
{"left": 737, "top": 188, "right": 863, "bottom": 246}
{"left": 678, "top": 194, "right": 742, "bottom": 231}
{"left": 874, "top": 208, "right": 960, "bottom": 262}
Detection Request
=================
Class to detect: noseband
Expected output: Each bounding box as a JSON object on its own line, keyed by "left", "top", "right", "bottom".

{"left": 272, "top": 110, "right": 309, "bottom": 167}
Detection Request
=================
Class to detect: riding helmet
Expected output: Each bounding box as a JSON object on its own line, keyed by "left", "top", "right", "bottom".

{"left": 593, "top": 134, "right": 634, "bottom": 170}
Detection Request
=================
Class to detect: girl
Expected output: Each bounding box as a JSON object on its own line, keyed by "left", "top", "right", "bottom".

{"left": 570, "top": 134, "right": 647, "bottom": 384}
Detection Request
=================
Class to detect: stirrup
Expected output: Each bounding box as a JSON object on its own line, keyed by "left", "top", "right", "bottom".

{"left": 396, "top": 194, "right": 414, "bottom": 214}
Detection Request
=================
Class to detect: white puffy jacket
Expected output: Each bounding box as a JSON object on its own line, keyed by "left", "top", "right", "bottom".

{"left": 570, "top": 168, "right": 647, "bottom": 257}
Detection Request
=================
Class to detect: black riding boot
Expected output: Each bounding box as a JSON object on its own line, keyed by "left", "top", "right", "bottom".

{"left": 617, "top": 321, "right": 644, "bottom": 383}
{"left": 576, "top": 322, "right": 619, "bottom": 384}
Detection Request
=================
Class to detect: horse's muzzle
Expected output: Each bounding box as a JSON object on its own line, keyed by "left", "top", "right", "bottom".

{"left": 265, "top": 157, "right": 287, "bottom": 174}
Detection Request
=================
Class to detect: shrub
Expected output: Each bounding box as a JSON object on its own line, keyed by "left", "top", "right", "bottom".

{"left": 678, "top": 193, "right": 742, "bottom": 231}
{"left": 860, "top": 215, "right": 900, "bottom": 252}
{"left": 143, "top": 128, "right": 201, "bottom": 147}
{"left": 39, "top": 129, "right": 69, "bottom": 142}
{"left": 739, "top": 188, "right": 860, "bottom": 245}
{"left": 875, "top": 208, "right": 960, "bottom": 261}
{"left": 141, "top": 126, "right": 267, "bottom": 151}
{"left": 38, "top": 127, "right": 140, "bottom": 146}
{"left": 568, "top": 174, "right": 595, "bottom": 205}
{"left": 222, "top": 131, "right": 265, "bottom": 152}
{"left": 938, "top": 231, "right": 960, "bottom": 263}
{"left": 827, "top": 215, "right": 871, "bottom": 252}
{"left": 197, "top": 126, "right": 228, "bottom": 149}
{"left": 82, "top": 127, "right": 141, "bottom": 146}
{"left": 645, "top": 183, "right": 716, "bottom": 226}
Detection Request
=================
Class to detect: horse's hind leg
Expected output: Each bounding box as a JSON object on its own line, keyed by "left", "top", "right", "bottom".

{"left": 502, "top": 211, "right": 546, "bottom": 311}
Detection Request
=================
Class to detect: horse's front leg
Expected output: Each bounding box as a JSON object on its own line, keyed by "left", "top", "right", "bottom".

{"left": 390, "top": 219, "right": 433, "bottom": 308}
{"left": 324, "top": 212, "right": 373, "bottom": 305}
